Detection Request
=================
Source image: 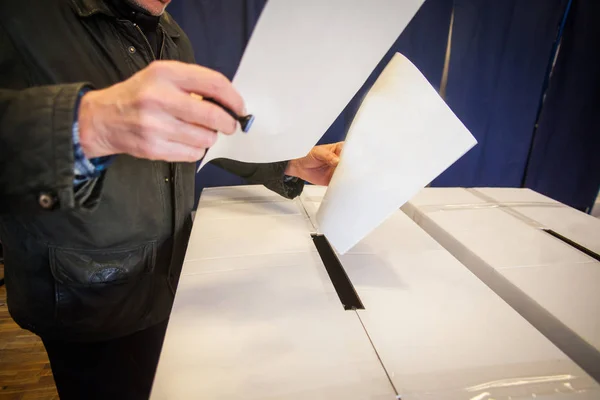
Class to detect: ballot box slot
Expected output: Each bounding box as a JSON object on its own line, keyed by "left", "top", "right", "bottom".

{"left": 543, "top": 229, "right": 600, "bottom": 262}
{"left": 311, "top": 234, "right": 364, "bottom": 310}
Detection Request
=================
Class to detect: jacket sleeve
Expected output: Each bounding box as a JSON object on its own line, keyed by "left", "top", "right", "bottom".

{"left": 0, "top": 85, "right": 108, "bottom": 214}
{"left": 0, "top": 18, "right": 106, "bottom": 215}
{"left": 210, "top": 159, "right": 304, "bottom": 199}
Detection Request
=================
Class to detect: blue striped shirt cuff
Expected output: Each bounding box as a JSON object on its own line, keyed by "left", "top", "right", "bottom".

{"left": 73, "top": 88, "right": 113, "bottom": 186}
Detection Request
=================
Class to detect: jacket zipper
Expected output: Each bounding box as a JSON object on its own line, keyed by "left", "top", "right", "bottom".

{"left": 158, "top": 26, "right": 165, "bottom": 60}
{"left": 133, "top": 22, "right": 166, "bottom": 60}
{"left": 133, "top": 23, "right": 157, "bottom": 60}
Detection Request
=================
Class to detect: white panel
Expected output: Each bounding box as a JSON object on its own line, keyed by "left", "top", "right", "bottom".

{"left": 300, "top": 185, "right": 328, "bottom": 200}
{"left": 502, "top": 262, "right": 600, "bottom": 352}
{"left": 512, "top": 206, "right": 600, "bottom": 255}
{"left": 195, "top": 201, "right": 302, "bottom": 220}
{"left": 196, "top": 185, "right": 302, "bottom": 220}
{"left": 405, "top": 187, "right": 600, "bottom": 357}
{"left": 182, "top": 251, "right": 319, "bottom": 276}
{"left": 408, "top": 187, "right": 485, "bottom": 207}
{"left": 473, "top": 187, "right": 600, "bottom": 254}
{"left": 152, "top": 261, "right": 394, "bottom": 400}
{"left": 423, "top": 207, "right": 593, "bottom": 269}
{"left": 340, "top": 212, "right": 600, "bottom": 399}
{"left": 199, "top": 185, "right": 282, "bottom": 202}
{"left": 153, "top": 186, "right": 394, "bottom": 399}
{"left": 185, "top": 214, "right": 314, "bottom": 261}
{"left": 196, "top": 199, "right": 301, "bottom": 219}
{"left": 476, "top": 187, "right": 560, "bottom": 205}
{"left": 298, "top": 185, "right": 326, "bottom": 231}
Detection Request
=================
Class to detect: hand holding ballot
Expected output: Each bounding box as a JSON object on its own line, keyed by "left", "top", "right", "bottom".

{"left": 78, "top": 61, "right": 245, "bottom": 162}
{"left": 285, "top": 142, "right": 344, "bottom": 186}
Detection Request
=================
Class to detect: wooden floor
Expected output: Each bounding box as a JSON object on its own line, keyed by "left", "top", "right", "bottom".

{"left": 0, "top": 264, "right": 59, "bottom": 400}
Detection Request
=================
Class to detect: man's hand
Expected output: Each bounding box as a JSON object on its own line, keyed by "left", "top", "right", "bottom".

{"left": 78, "top": 60, "right": 245, "bottom": 162}
{"left": 285, "top": 142, "right": 344, "bottom": 186}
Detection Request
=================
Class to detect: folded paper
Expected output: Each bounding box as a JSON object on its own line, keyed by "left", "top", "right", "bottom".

{"left": 317, "top": 53, "right": 477, "bottom": 253}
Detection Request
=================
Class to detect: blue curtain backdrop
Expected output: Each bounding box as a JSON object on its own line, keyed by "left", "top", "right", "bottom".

{"left": 432, "top": 0, "right": 568, "bottom": 187}
{"left": 523, "top": 0, "right": 600, "bottom": 212}
{"left": 169, "top": 0, "right": 598, "bottom": 211}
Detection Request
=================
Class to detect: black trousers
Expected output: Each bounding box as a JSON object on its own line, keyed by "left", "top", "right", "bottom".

{"left": 41, "top": 321, "right": 168, "bottom": 400}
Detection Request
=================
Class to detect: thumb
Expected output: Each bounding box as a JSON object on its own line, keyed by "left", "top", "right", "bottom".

{"left": 318, "top": 147, "right": 340, "bottom": 166}
{"left": 329, "top": 153, "right": 340, "bottom": 166}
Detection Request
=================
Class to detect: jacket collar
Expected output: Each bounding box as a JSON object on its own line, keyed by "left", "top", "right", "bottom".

{"left": 70, "top": 0, "right": 181, "bottom": 37}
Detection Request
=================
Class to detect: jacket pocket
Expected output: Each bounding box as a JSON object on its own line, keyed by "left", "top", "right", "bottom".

{"left": 49, "top": 242, "right": 156, "bottom": 335}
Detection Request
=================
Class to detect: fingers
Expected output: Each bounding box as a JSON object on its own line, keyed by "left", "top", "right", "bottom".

{"left": 165, "top": 118, "right": 219, "bottom": 148}
{"left": 128, "top": 114, "right": 217, "bottom": 162}
{"left": 154, "top": 61, "right": 245, "bottom": 117}
{"left": 167, "top": 92, "right": 238, "bottom": 135}
{"left": 157, "top": 140, "right": 207, "bottom": 162}
{"left": 135, "top": 138, "right": 207, "bottom": 162}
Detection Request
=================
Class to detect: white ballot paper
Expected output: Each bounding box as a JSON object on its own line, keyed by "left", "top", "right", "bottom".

{"left": 317, "top": 53, "right": 477, "bottom": 254}
{"left": 199, "top": 0, "right": 425, "bottom": 169}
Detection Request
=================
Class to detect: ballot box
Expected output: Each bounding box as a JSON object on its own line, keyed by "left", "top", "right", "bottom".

{"left": 404, "top": 187, "right": 600, "bottom": 380}
{"left": 151, "top": 185, "right": 395, "bottom": 400}
{"left": 151, "top": 185, "right": 599, "bottom": 400}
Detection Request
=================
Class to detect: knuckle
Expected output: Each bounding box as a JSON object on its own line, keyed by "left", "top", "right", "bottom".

{"left": 139, "top": 138, "right": 161, "bottom": 158}
{"left": 207, "top": 71, "right": 228, "bottom": 94}
{"left": 135, "top": 88, "right": 159, "bottom": 109}
{"left": 143, "top": 65, "right": 159, "bottom": 82}
{"left": 136, "top": 114, "right": 155, "bottom": 136}
{"left": 145, "top": 61, "right": 167, "bottom": 79}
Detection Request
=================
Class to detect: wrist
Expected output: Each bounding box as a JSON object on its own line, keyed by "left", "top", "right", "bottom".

{"left": 78, "top": 90, "right": 111, "bottom": 159}
{"left": 284, "top": 159, "right": 300, "bottom": 178}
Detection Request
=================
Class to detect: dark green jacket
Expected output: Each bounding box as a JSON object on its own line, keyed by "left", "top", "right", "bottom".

{"left": 0, "top": 0, "right": 303, "bottom": 341}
